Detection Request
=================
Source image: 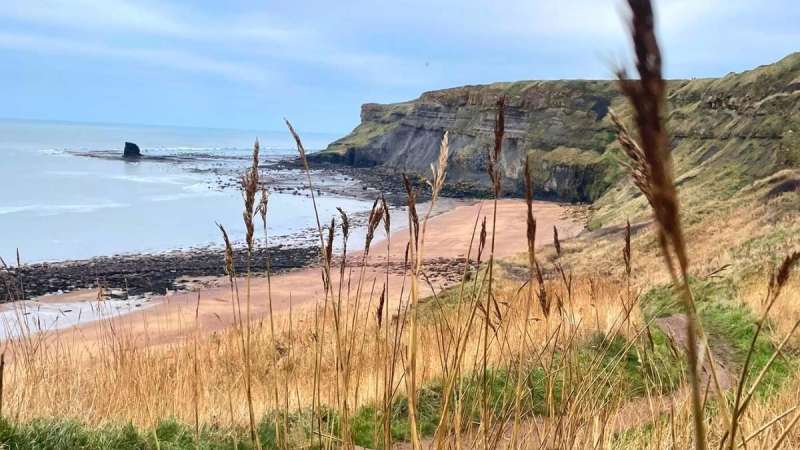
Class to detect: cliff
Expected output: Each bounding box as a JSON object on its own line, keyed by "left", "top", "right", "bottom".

{"left": 312, "top": 53, "right": 800, "bottom": 204}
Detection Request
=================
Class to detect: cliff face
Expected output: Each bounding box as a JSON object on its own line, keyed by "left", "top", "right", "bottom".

{"left": 314, "top": 53, "right": 800, "bottom": 203}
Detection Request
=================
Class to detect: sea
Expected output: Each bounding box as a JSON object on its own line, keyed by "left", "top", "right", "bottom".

{"left": 0, "top": 118, "right": 373, "bottom": 263}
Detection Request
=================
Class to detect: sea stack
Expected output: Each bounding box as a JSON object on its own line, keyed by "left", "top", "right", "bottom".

{"left": 123, "top": 142, "right": 142, "bottom": 159}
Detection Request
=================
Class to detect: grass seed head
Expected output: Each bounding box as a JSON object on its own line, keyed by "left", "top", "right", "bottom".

{"left": 336, "top": 207, "right": 350, "bottom": 242}
{"left": 623, "top": 219, "right": 632, "bottom": 277}
{"left": 524, "top": 156, "right": 537, "bottom": 276}
{"left": 553, "top": 225, "right": 562, "bottom": 257}
{"left": 380, "top": 194, "right": 391, "bottom": 236}
{"left": 365, "top": 198, "right": 384, "bottom": 252}
{"left": 477, "top": 216, "right": 487, "bottom": 264}
{"left": 428, "top": 132, "right": 450, "bottom": 200}
{"left": 258, "top": 186, "right": 269, "bottom": 230}
{"left": 376, "top": 287, "right": 386, "bottom": 328}
{"left": 402, "top": 174, "right": 420, "bottom": 246}
{"left": 771, "top": 251, "right": 800, "bottom": 300}
{"left": 610, "top": 110, "right": 655, "bottom": 207}
{"left": 285, "top": 119, "right": 306, "bottom": 161}
{"left": 325, "top": 217, "right": 335, "bottom": 267}
{"left": 535, "top": 261, "right": 549, "bottom": 317}
{"left": 217, "top": 223, "right": 235, "bottom": 278}
{"left": 487, "top": 97, "right": 506, "bottom": 194}
{"left": 241, "top": 140, "right": 260, "bottom": 253}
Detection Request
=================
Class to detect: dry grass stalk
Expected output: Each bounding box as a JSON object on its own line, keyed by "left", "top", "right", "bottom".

{"left": 511, "top": 154, "right": 538, "bottom": 447}
{"left": 216, "top": 223, "right": 241, "bottom": 330}
{"left": 379, "top": 194, "right": 394, "bottom": 449}
{"left": 285, "top": 118, "right": 335, "bottom": 446}
{"left": 380, "top": 194, "right": 391, "bottom": 236}
{"left": 770, "top": 251, "right": 800, "bottom": 301}
{"left": 404, "top": 131, "right": 449, "bottom": 450}
{"left": 553, "top": 225, "right": 561, "bottom": 257}
{"left": 741, "top": 406, "right": 797, "bottom": 446}
{"left": 4, "top": 4, "right": 800, "bottom": 447}
{"left": 364, "top": 199, "right": 384, "bottom": 254}
{"left": 375, "top": 290, "right": 386, "bottom": 329}
{"left": 258, "top": 185, "right": 283, "bottom": 449}
{"left": 622, "top": 220, "right": 635, "bottom": 330}
{"left": 15, "top": 250, "right": 24, "bottom": 301}
{"left": 769, "top": 409, "right": 800, "bottom": 450}
{"left": 623, "top": 220, "right": 632, "bottom": 277}
{"left": 241, "top": 140, "right": 260, "bottom": 254}
{"left": 341, "top": 199, "right": 385, "bottom": 449}
{"left": 193, "top": 292, "right": 201, "bottom": 450}
{"left": 212, "top": 141, "right": 267, "bottom": 449}
{"left": 481, "top": 97, "right": 505, "bottom": 449}
{"left": 616, "top": 1, "right": 706, "bottom": 448}
{"left": 430, "top": 201, "right": 486, "bottom": 448}
{"left": 402, "top": 174, "right": 420, "bottom": 248}
{"left": 552, "top": 225, "right": 572, "bottom": 314}
{"left": 487, "top": 97, "right": 505, "bottom": 194}
{"left": 727, "top": 251, "right": 800, "bottom": 449}
{"left": 0, "top": 352, "right": 4, "bottom": 418}
{"left": 240, "top": 140, "right": 262, "bottom": 450}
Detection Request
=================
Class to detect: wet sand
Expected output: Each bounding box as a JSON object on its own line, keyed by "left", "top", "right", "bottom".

{"left": 2, "top": 199, "right": 584, "bottom": 354}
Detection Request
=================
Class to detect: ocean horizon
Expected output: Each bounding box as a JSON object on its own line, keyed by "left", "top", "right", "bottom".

{"left": 0, "top": 118, "right": 370, "bottom": 263}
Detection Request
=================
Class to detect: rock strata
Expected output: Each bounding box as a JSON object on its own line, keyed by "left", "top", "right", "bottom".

{"left": 311, "top": 53, "right": 800, "bottom": 203}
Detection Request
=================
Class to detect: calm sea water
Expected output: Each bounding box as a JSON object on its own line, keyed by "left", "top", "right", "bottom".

{"left": 0, "top": 119, "right": 371, "bottom": 263}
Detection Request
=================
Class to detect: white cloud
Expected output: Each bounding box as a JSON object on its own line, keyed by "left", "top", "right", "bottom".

{"left": 0, "top": 31, "right": 272, "bottom": 84}
{"left": 1, "top": 0, "right": 304, "bottom": 43}
{"left": 3, "top": 0, "right": 189, "bottom": 35}
{"left": 0, "top": 0, "right": 429, "bottom": 86}
{"left": 0, "top": 0, "right": 796, "bottom": 88}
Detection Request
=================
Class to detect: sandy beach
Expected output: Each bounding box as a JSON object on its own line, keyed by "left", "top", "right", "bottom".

{"left": 1, "top": 199, "right": 583, "bottom": 354}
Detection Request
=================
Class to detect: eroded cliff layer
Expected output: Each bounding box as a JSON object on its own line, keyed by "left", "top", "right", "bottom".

{"left": 313, "top": 53, "right": 800, "bottom": 203}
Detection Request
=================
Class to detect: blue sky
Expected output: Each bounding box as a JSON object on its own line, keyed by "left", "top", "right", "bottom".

{"left": 1, "top": 0, "right": 797, "bottom": 134}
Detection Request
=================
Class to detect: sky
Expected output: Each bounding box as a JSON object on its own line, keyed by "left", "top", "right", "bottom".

{"left": 0, "top": 0, "right": 798, "bottom": 134}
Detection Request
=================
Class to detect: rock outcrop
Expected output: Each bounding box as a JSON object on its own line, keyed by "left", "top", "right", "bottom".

{"left": 312, "top": 52, "right": 800, "bottom": 204}
{"left": 123, "top": 142, "right": 142, "bottom": 159}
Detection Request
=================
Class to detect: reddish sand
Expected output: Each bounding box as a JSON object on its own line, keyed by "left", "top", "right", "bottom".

{"left": 9, "top": 199, "right": 583, "bottom": 353}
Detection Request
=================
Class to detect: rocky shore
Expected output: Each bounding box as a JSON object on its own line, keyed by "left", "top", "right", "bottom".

{"left": 0, "top": 155, "right": 466, "bottom": 302}
{"left": 2, "top": 128, "right": 543, "bottom": 303}
{"left": 267, "top": 157, "right": 495, "bottom": 205}
{"left": 1, "top": 150, "right": 395, "bottom": 302}
{"left": 0, "top": 243, "right": 320, "bottom": 301}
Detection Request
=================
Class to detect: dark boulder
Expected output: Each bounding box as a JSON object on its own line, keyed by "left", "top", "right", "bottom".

{"left": 123, "top": 142, "right": 142, "bottom": 159}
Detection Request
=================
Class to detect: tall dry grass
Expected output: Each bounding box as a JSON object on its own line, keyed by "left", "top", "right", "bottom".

{"left": 0, "top": 186, "right": 797, "bottom": 449}
{"left": 0, "top": 1, "right": 798, "bottom": 449}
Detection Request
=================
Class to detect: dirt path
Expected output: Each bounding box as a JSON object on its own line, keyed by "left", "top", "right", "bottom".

{"left": 655, "top": 314, "right": 736, "bottom": 391}
{"left": 385, "top": 313, "right": 739, "bottom": 449}
{"left": 7, "top": 199, "right": 584, "bottom": 356}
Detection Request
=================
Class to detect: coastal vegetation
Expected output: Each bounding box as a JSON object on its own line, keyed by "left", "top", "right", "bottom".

{"left": 0, "top": 0, "right": 798, "bottom": 449}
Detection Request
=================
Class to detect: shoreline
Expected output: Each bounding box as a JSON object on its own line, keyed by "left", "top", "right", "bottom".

{"left": 0, "top": 193, "right": 471, "bottom": 302}
{"left": 0, "top": 150, "right": 586, "bottom": 341}
{"left": 0, "top": 298, "right": 157, "bottom": 340}
{"left": 0, "top": 151, "right": 381, "bottom": 300}
{"left": 0, "top": 199, "right": 585, "bottom": 348}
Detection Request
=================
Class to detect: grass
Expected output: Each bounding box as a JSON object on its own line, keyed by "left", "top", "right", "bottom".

{"left": 4, "top": 179, "right": 797, "bottom": 449}
{"left": 0, "top": 417, "right": 250, "bottom": 450}
{"left": 582, "top": 331, "right": 684, "bottom": 398}
{"left": 641, "top": 278, "right": 797, "bottom": 395}
{"left": 0, "top": 319, "right": 692, "bottom": 450}
{"left": 347, "top": 367, "right": 557, "bottom": 448}
{"left": 0, "top": 413, "right": 344, "bottom": 450}
{"left": 0, "top": 2, "right": 799, "bottom": 449}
